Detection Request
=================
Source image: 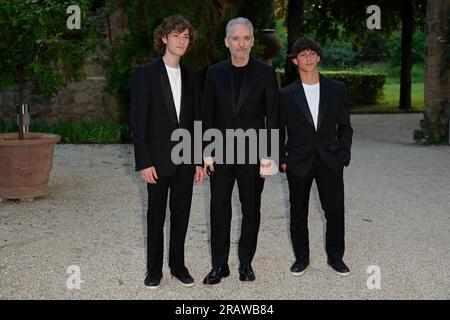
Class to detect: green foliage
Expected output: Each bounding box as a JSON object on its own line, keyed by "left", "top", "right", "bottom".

{"left": 0, "top": 118, "right": 17, "bottom": 133}
{"left": 0, "top": 118, "right": 130, "bottom": 143}
{"left": 0, "top": 0, "right": 102, "bottom": 99}
{"left": 380, "top": 82, "right": 424, "bottom": 108}
{"left": 303, "top": 23, "right": 425, "bottom": 70}
{"left": 321, "top": 71, "right": 386, "bottom": 107}
{"left": 236, "top": 0, "right": 276, "bottom": 30}
{"left": 324, "top": 47, "right": 357, "bottom": 69}
{"left": 348, "top": 62, "right": 424, "bottom": 83}
{"left": 326, "top": 63, "right": 424, "bottom": 109}
{"left": 386, "top": 29, "right": 425, "bottom": 66}
{"left": 271, "top": 18, "right": 288, "bottom": 70}
{"left": 321, "top": 40, "right": 358, "bottom": 69}
{"left": 292, "top": 0, "right": 426, "bottom": 70}
{"left": 357, "top": 33, "right": 390, "bottom": 63}
{"left": 301, "top": 0, "right": 426, "bottom": 46}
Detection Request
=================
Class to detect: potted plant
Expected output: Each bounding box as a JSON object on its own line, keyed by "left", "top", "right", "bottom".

{"left": 0, "top": 0, "right": 100, "bottom": 200}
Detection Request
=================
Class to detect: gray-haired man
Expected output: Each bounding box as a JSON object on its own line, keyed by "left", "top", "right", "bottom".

{"left": 202, "top": 17, "right": 280, "bottom": 284}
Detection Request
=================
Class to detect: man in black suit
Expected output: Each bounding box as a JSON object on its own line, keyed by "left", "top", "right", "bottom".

{"left": 280, "top": 37, "right": 353, "bottom": 276}
{"left": 202, "top": 17, "right": 279, "bottom": 285}
{"left": 131, "top": 16, "right": 203, "bottom": 289}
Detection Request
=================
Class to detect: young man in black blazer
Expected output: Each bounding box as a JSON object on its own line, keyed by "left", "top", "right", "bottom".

{"left": 280, "top": 37, "right": 353, "bottom": 276}
{"left": 202, "top": 17, "right": 279, "bottom": 285}
{"left": 130, "top": 16, "right": 203, "bottom": 289}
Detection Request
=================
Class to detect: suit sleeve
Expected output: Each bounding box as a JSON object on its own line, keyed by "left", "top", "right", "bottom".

{"left": 336, "top": 82, "right": 353, "bottom": 166}
{"left": 279, "top": 92, "right": 287, "bottom": 165}
{"left": 130, "top": 66, "right": 153, "bottom": 171}
{"left": 193, "top": 71, "right": 203, "bottom": 165}
{"left": 201, "top": 67, "right": 214, "bottom": 157}
{"left": 264, "top": 67, "right": 280, "bottom": 163}
{"left": 193, "top": 71, "right": 202, "bottom": 123}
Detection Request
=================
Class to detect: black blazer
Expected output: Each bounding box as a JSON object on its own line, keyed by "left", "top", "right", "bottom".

{"left": 280, "top": 74, "right": 353, "bottom": 177}
{"left": 202, "top": 58, "right": 279, "bottom": 166}
{"left": 130, "top": 57, "right": 200, "bottom": 176}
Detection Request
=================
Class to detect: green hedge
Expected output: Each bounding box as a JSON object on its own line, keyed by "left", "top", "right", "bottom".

{"left": 321, "top": 71, "right": 386, "bottom": 107}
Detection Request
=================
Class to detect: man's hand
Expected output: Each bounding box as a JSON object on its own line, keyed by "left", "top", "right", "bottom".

{"left": 260, "top": 159, "right": 278, "bottom": 178}
{"left": 140, "top": 166, "right": 158, "bottom": 184}
{"left": 280, "top": 163, "right": 287, "bottom": 173}
{"left": 260, "top": 159, "right": 271, "bottom": 179}
{"left": 194, "top": 166, "right": 204, "bottom": 185}
{"left": 203, "top": 157, "right": 214, "bottom": 178}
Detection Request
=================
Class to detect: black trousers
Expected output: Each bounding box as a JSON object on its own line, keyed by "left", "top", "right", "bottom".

{"left": 146, "top": 165, "right": 194, "bottom": 277}
{"left": 286, "top": 155, "right": 345, "bottom": 261}
{"left": 209, "top": 164, "right": 265, "bottom": 268}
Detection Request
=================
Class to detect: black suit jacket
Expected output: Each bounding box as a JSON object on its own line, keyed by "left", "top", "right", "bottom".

{"left": 280, "top": 74, "right": 353, "bottom": 177}
{"left": 130, "top": 57, "right": 200, "bottom": 176}
{"left": 202, "top": 58, "right": 279, "bottom": 166}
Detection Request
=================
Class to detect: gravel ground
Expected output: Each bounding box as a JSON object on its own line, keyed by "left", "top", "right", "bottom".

{"left": 0, "top": 113, "right": 449, "bottom": 300}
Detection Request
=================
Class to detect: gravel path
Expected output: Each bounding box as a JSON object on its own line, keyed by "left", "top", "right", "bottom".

{"left": 1, "top": 113, "right": 449, "bottom": 300}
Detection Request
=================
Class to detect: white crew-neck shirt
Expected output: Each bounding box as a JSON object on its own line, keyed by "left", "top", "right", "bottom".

{"left": 302, "top": 82, "right": 320, "bottom": 130}
{"left": 164, "top": 64, "right": 182, "bottom": 121}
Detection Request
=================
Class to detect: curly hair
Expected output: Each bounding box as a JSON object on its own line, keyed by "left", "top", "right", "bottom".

{"left": 288, "top": 37, "right": 323, "bottom": 60}
{"left": 153, "top": 15, "right": 195, "bottom": 55}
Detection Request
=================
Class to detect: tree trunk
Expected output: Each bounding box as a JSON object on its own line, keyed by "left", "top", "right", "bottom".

{"left": 283, "top": 0, "right": 304, "bottom": 86}
{"left": 18, "top": 68, "right": 25, "bottom": 140}
{"left": 415, "top": 0, "right": 450, "bottom": 144}
{"left": 399, "top": 0, "right": 413, "bottom": 110}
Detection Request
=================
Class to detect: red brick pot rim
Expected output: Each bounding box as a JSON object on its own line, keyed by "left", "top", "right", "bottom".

{"left": 0, "top": 132, "right": 61, "bottom": 146}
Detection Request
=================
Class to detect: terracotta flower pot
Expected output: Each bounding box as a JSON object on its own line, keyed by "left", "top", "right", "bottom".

{"left": 258, "top": 29, "right": 282, "bottom": 62}
{"left": 0, "top": 132, "right": 60, "bottom": 200}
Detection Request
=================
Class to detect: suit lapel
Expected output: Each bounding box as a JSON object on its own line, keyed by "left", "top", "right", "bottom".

{"left": 158, "top": 57, "right": 179, "bottom": 128}
{"left": 234, "top": 58, "right": 254, "bottom": 116}
{"left": 316, "top": 74, "right": 329, "bottom": 131}
{"left": 219, "top": 59, "right": 236, "bottom": 114}
{"left": 293, "top": 81, "right": 315, "bottom": 130}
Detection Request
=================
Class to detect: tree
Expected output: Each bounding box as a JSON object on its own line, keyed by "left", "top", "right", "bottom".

{"left": 234, "top": 0, "right": 276, "bottom": 31}
{"left": 0, "top": 0, "right": 101, "bottom": 139}
{"left": 283, "top": 0, "right": 305, "bottom": 85}
{"left": 414, "top": 0, "right": 450, "bottom": 144}
{"left": 399, "top": 0, "right": 413, "bottom": 110}
{"left": 286, "top": 0, "right": 425, "bottom": 108}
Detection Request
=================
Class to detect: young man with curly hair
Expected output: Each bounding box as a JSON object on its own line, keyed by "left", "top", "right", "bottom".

{"left": 131, "top": 15, "right": 203, "bottom": 289}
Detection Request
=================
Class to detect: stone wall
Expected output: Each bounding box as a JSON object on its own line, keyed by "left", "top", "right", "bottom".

{"left": 0, "top": 68, "right": 119, "bottom": 124}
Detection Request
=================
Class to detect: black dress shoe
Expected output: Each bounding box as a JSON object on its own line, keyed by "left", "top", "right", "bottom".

{"left": 171, "top": 270, "right": 194, "bottom": 288}
{"left": 290, "top": 257, "right": 310, "bottom": 276}
{"left": 327, "top": 258, "right": 350, "bottom": 276}
{"left": 239, "top": 264, "right": 255, "bottom": 281}
{"left": 203, "top": 265, "right": 230, "bottom": 285}
{"left": 144, "top": 273, "right": 162, "bottom": 289}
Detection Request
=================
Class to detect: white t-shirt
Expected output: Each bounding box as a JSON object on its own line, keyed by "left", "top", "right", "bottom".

{"left": 165, "top": 64, "right": 182, "bottom": 122}
{"left": 302, "top": 82, "right": 320, "bottom": 130}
